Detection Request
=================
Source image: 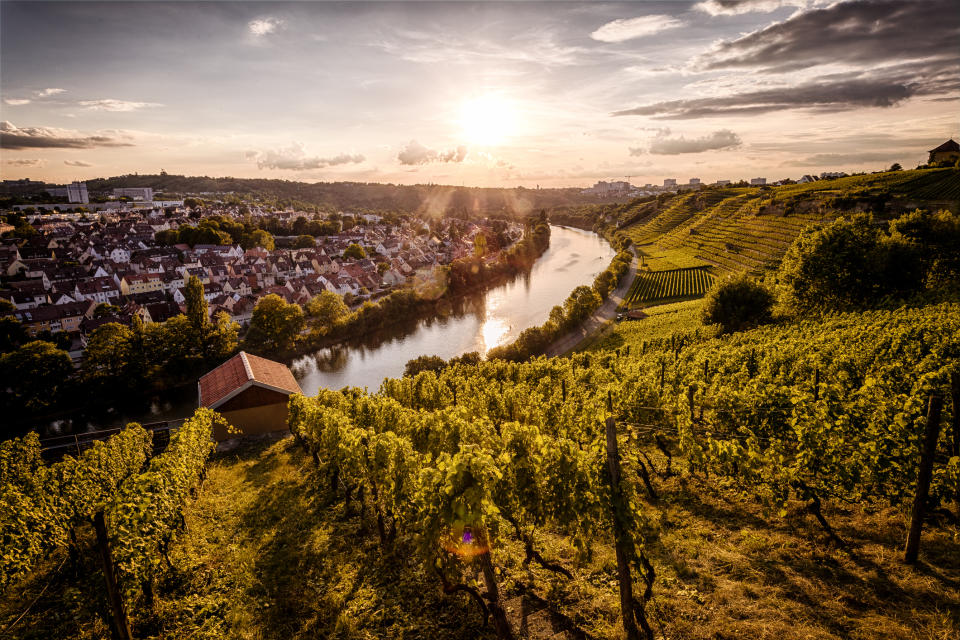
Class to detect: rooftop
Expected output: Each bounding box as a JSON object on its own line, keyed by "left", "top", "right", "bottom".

{"left": 198, "top": 351, "right": 302, "bottom": 409}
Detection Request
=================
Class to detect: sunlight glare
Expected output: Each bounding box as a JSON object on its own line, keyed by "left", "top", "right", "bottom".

{"left": 459, "top": 95, "right": 518, "bottom": 146}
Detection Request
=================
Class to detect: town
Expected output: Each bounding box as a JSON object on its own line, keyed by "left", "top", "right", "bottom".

{"left": 0, "top": 184, "right": 524, "bottom": 362}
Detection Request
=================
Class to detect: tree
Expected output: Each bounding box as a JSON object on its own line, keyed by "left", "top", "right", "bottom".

{"left": 563, "top": 286, "right": 602, "bottom": 326}
{"left": 294, "top": 234, "right": 315, "bottom": 249}
{"left": 82, "top": 323, "right": 134, "bottom": 389}
{"left": 0, "top": 316, "right": 28, "bottom": 354}
{"left": 242, "top": 229, "right": 275, "bottom": 251}
{"left": 204, "top": 311, "right": 240, "bottom": 364}
{"left": 343, "top": 243, "right": 366, "bottom": 260}
{"left": 474, "top": 232, "right": 487, "bottom": 258}
{"left": 244, "top": 294, "right": 305, "bottom": 354}
{"left": 701, "top": 275, "right": 775, "bottom": 333}
{"left": 185, "top": 275, "right": 208, "bottom": 333}
{"left": 93, "top": 303, "right": 121, "bottom": 318}
{"left": 889, "top": 163, "right": 902, "bottom": 171}
{"left": 0, "top": 341, "right": 73, "bottom": 413}
{"left": 305, "top": 291, "right": 349, "bottom": 335}
{"left": 403, "top": 354, "right": 446, "bottom": 377}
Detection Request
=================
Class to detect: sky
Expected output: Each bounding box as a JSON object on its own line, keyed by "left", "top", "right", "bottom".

{"left": 1, "top": 0, "right": 958, "bottom": 187}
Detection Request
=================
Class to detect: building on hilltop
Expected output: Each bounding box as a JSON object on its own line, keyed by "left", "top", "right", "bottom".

{"left": 928, "top": 139, "right": 960, "bottom": 164}
{"left": 198, "top": 351, "right": 303, "bottom": 440}
{"left": 663, "top": 178, "right": 677, "bottom": 188}
{"left": 113, "top": 187, "right": 154, "bottom": 201}
{"left": 750, "top": 177, "right": 767, "bottom": 185}
{"left": 45, "top": 181, "right": 89, "bottom": 204}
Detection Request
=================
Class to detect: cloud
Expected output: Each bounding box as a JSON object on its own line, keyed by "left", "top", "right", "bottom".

{"left": 693, "top": 0, "right": 814, "bottom": 16}
{"left": 3, "top": 98, "right": 30, "bottom": 106}
{"left": 64, "top": 160, "right": 93, "bottom": 167}
{"left": 35, "top": 88, "right": 66, "bottom": 98}
{"left": 250, "top": 143, "right": 365, "bottom": 170}
{"left": 5, "top": 158, "right": 45, "bottom": 167}
{"left": 630, "top": 129, "right": 742, "bottom": 154}
{"left": 397, "top": 140, "right": 468, "bottom": 165}
{"left": 78, "top": 99, "right": 162, "bottom": 112}
{"left": 1, "top": 121, "right": 135, "bottom": 150}
{"left": 249, "top": 17, "right": 283, "bottom": 37}
{"left": 695, "top": 0, "right": 959, "bottom": 73}
{"left": 591, "top": 15, "right": 684, "bottom": 43}
{"left": 610, "top": 72, "right": 945, "bottom": 119}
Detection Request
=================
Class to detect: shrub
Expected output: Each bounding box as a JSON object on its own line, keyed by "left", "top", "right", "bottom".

{"left": 701, "top": 275, "right": 774, "bottom": 333}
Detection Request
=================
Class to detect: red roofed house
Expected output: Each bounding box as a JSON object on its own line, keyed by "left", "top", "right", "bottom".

{"left": 198, "top": 351, "right": 302, "bottom": 440}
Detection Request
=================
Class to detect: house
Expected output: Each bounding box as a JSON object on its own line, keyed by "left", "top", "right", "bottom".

{"left": 928, "top": 139, "right": 960, "bottom": 165}
{"left": 197, "top": 351, "right": 303, "bottom": 440}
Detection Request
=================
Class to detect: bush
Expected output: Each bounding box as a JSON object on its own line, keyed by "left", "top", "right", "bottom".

{"left": 701, "top": 275, "right": 774, "bottom": 333}
{"left": 403, "top": 355, "right": 446, "bottom": 377}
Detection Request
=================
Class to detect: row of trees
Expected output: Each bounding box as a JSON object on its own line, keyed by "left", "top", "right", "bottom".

{"left": 487, "top": 240, "right": 634, "bottom": 361}
{"left": 0, "top": 277, "right": 238, "bottom": 435}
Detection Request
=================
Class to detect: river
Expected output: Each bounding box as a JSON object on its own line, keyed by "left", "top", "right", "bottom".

{"left": 40, "top": 226, "right": 613, "bottom": 436}
{"left": 291, "top": 225, "right": 615, "bottom": 393}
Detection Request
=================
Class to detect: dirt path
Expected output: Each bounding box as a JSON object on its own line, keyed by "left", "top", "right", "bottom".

{"left": 544, "top": 247, "right": 637, "bottom": 357}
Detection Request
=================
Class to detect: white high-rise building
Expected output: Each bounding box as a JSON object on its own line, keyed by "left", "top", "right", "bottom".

{"left": 689, "top": 178, "right": 701, "bottom": 185}
{"left": 113, "top": 187, "right": 154, "bottom": 201}
{"left": 67, "top": 182, "right": 89, "bottom": 203}
{"left": 663, "top": 178, "right": 677, "bottom": 188}
{"left": 750, "top": 177, "right": 767, "bottom": 185}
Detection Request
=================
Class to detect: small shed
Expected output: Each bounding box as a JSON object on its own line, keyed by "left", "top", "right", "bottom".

{"left": 928, "top": 139, "right": 960, "bottom": 165}
{"left": 198, "top": 351, "right": 302, "bottom": 440}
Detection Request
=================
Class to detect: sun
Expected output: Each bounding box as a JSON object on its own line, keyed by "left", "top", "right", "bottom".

{"left": 459, "top": 95, "right": 518, "bottom": 147}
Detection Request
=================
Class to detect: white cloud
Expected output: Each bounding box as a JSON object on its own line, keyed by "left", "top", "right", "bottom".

{"left": 64, "top": 159, "right": 93, "bottom": 167}
{"left": 397, "top": 140, "right": 468, "bottom": 165}
{"left": 251, "top": 143, "right": 365, "bottom": 170}
{"left": 591, "top": 15, "right": 684, "bottom": 43}
{"left": 78, "top": 99, "right": 162, "bottom": 112}
{"left": 693, "top": 1, "right": 837, "bottom": 16}
{"left": 3, "top": 98, "right": 31, "bottom": 106}
{"left": 632, "top": 129, "right": 743, "bottom": 155}
{"left": 35, "top": 88, "right": 66, "bottom": 98}
{"left": 249, "top": 17, "right": 283, "bottom": 37}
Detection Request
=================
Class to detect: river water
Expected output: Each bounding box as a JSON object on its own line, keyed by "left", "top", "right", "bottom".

{"left": 291, "top": 225, "right": 615, "bottom": 393}
{"left": 40, "top": 226, "right": 613, "bottom": 436}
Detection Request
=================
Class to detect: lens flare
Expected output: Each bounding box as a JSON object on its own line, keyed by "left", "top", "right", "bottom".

{"left": 442, "top": 524, "right": 489, "bottom": 558}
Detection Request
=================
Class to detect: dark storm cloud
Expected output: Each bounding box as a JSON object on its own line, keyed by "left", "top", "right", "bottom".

{"left": 612, "top": 78, "right": 919, "bottom": 119}
{"left": 696, "top": 0, "right": 960, "bottom": 72}
{"left": 0, "top": 122, "right": 134, "bottom": 150}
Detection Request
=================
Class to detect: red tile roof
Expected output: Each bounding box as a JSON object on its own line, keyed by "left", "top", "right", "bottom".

{"left": 198, "top": 351, "right": 302, "bottom": 408}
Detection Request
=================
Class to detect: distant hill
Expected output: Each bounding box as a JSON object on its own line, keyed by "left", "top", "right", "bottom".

{"left": 62, "top": 173, "right": 623, "bottom": 216}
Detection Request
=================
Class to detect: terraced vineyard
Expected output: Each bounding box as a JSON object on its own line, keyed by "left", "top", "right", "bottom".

{"left": 626, "top": 265, "right": 715, "bottom": 304}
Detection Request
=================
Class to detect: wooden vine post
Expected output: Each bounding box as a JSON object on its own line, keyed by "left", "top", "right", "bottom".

{"left": 93, "top": 511, "right": 132, "bottom": 640}
{"left": 604, "top": 415, "right": 640, "bottom": 640}
{"left": 952, "top": 371, "right": 960, "bottom": 518}
{"left": 904, "top": 395, "right": 944, "bottom": 564}
{"left": 813, "top": 368, "right": 820, "bottom": 402}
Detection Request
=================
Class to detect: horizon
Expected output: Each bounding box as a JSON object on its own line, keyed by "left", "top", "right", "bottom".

{"left": 2, "top": 0, "right": 959, "bottom": 188}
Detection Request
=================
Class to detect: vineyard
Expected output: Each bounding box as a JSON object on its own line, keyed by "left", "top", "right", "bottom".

{"left": 626, "top": 267, "right": 715, "bottom": 304}
{"left": 1, "top": 303, "right": 958, "bottom": 639}
{"left": 613, "top": 168, "right": 960, "bottom": 277}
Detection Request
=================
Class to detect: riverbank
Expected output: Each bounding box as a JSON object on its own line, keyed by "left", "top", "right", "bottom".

{"left": 544, "top": 246, "right": 637, "bottom": 357}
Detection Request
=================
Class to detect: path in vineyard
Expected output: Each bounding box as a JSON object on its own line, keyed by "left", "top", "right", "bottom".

{"left": 501, "top": 594, "right": 586, "bottom": 639}
{"left": 545, "top": 247, "right": 637, "bottom": 357}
